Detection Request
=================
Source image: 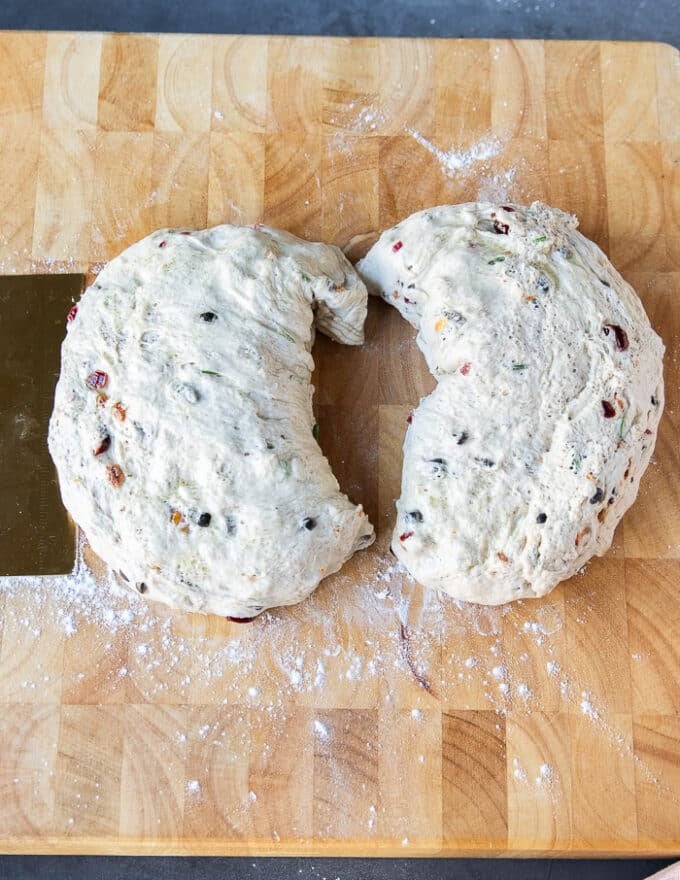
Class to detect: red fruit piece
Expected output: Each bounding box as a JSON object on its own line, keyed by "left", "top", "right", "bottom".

{"left": 67, "top": 305, "right": 78, "bottom": 322}
{"left": 399, "top": 531, "right": 414, "bottom": 542}
{"left": 86, "top": 370, "right": 108, "bottom": 390}
{"left": 460, "top": 362, "right": 471, "bottom": 376}
{"left": 493, "top": 219, "right": 510, "bottom": 235}
{"left": 601, "top": 400, "right": 616, "bottom": 418}
{"left": 93, "top": 435, "right": 111, "bottom": 456}
{"left": 227, "top": 616, "right": 256, "bottom": 623}
{"left": 603, "top": 324, "right": 629, "bottom": 351}
{"left": 106, "top": 464, "right": 125, "bottom": 487}
{"left": 392, "top": 240, "right": 403, "bottom": 253}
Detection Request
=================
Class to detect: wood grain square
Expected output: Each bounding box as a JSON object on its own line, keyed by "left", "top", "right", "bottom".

{"left": 119, "top": 705, "right": 187, "bottom": 839}
{"left": 376, "top": 40, "right": 435, "bottom": 138}
{"left": 211, "top": 36, "right": 268, "bottom": 134}
{"left": 378, "top": 136, "right": 451, "bottom": 232}
{"left": 264, "top": 132, "right": 322, "bottom": 241}
{"left": 502, "top": 588, "right": 567, "bottom": 714}
{"left": 321, "top": 134, "right": 379, "bottom": 253}
{"left": 655, "top": 43, "right": 680, "bottom": 143}
{"left": 378, "top": 708, "right": 442, "bottom": 848}
{"left": 248, "top": 708, "right": 314, "bottom": 841}
{"left": 208, "top": 131, "right": 264, "bottom": 226}
{"left": 155, "top": 36, "right": 212, "bottom": 133}
{"left": 0, "top": 704, "right": 60, "bottom": 837}
{"left": 321, "top": 37, "right": 379, "bottom": 134}
{"left": 33, "top": 127, "right": 95, "bottom": 262}
{"left": 61, "top": 619, "right": 131, "bottom": 706}
{"left": 0, "top": 119, "right": 41, "bottom": 259}
{"left": 545, "top": 43, "right": 603, "bottom": 142}
{"left": 548, "top": 140, "right": 609, "bottom": 251}
{"left": 490, "top": 40, "right": 547, "bottom": 140}
{"left": 0, "top": 594, "right": 64, "bottom": 704}
{"left": 434, "top": 40, "right": 491, "bottom": 143}
{"left": 506, "top": 712, "right": 572, "bottom": 851}
{"left": 373, "top": 305, "right": 433, "bottom": 405}
{"left": 662, "top": 143, "right": 680, "bottom": 270}
{"left": 54, "top": 705, "right": 125, "bottom": 836}
{"left": 440, "top": 600, "right": 508, "bottom": 712}
{"left": 89, "top": 132, "right": 154, "bottom": 261}
{"left": 315, "top": 403, "right": 378, "bottom": 527}
{"left": 150, "top": 133, "right": 209, "bottom": 230}
{"left": 0, "top": 32, "right": 46, "bottom": 123}
{"left": 626, "top": 561, "right": 680, "bottom": 715}
{"left": 564, "top": 559, "right": 631, "bottom": 715}
{"left": 267, "top": 38, "right": 323, "bottom": 133}
{"left": 633, "top": 715, "right": 680, "bottom": 848}
{"left": 441, "top": 711, "right": 507, "bottom": 849}
{"left": 182, "top": 706, "right": 252, "bottom": 839}
{"left": 42, "top": 33, "right": 102, "bottom": 131}
{"left": 98, "top": 34, "right": 159, "bottom": 132}
{"left": 620, "top": 277, "right": 679, "bottom": 559}
{"left": 601, "top": 43, "right": 660, "bottom": 143}
{"left": 313, "top": 709, "right": 378, "bottom": 840}
{"left": 605, "top": 142, "right": 669, "bottom": 273}
{"left": 569, "top": 711, "right": 637, "bottom": 850}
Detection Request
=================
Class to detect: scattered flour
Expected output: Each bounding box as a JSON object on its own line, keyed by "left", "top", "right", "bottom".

{"left": 406, "top": 128, "right": 502, "bottom": 177}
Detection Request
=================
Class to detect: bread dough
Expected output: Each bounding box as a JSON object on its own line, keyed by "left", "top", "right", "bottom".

{"left": 49, "top": 225, "right": 374, "bottom": 618}
{"left": 357, "top": 202, "right": 664, "bottom": 604}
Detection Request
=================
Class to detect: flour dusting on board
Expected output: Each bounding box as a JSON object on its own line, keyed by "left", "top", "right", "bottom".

{"left": 406, "top": 128, "right": 502, "bottom": 176}
{"left": 1, "top": 527, "right": 675, "bottom": 828}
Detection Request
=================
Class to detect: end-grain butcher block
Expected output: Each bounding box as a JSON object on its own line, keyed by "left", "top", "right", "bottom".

{"left": 49, "top": 225, "right": 374, "bottom": 619}
{"left": 357, "top": 202, "right": 664, "bottom": 605}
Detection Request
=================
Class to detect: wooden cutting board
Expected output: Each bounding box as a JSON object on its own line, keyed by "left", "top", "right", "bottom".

{"left": 0, "top": 31, "right": 679, "bottom": 857}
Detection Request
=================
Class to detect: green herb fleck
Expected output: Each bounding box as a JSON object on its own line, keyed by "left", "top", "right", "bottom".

{"left": 533, "top": 235, "right": 547, "bottom": 244}
{"left": 301, "top": 273, "right": 311, "bottom": 282}
{"left": 571, "top": 452, "right": 582, "bottom": 473}
{"left": 512, "top": 363, "right": 527, "bottom": 371}
{"left": 279, "top": 459, "right": 292, "bottom": 477}
{"left": 488, "top": 256, "right": 505, "bottom": 265}
{"left": 619, "top": 417, "right": 626, "bottom": 439}
{"left": 276, "top": 327, "right": 295, "bottom": 343}
{"left": 312, "top": 423, "right": 320, "bottom": 441}
{"left": 201, "top": 370, "right": 222, "bottom": 376}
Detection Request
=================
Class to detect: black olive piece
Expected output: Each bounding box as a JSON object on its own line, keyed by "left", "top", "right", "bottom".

{"left": 406, "top": 510, "right": 423, "bottom": 523}
{"left": 200, "top": 312, "right": 217, "bottom": 322}
{"left": 457, "top": 431, "right": 469, "bottom": 445}
{"left": 475, "top": 457, "right": 495, "bottom": 468}
{"left": 407, "top": 283, "right": 416, "bottom": 289}
{"left": 197, "top": 512, "right": 212, "bottom": 526}
{"left": 119, "top": 570, "right": 129, "bottom": 582}
{"left": 265, "top": 440, "right": 275, "bottom": 450}
{"left": 359, "top": 533, "right": 373, "bottom": 543}
{"left": 651, "top": 395, "right": 658, "bottom": 406}
{"left": 303, "top": 517, "right": 317, "bottom": 530}
{"left": 389, "top": 545, "right": 397, "bottom": 558}
{"left": 137, "top": 582, "right": 148, "bottom": 594}
{"left": 600, "top": 278, "right": 611, "bottom": 287}
{"left": 589, "top": 488, "right": 605, "bottom": 505}
{"left": 225, "top": 515, "right": 237, "bottom": 536}
{"left": 429, "top": 458, "right": 448, "bottom": 476}
{"left": 227, "top": 616, "right": 256, "bottom": 623}
{"left": 536, "top": 513, "right": 547, "bottom": 524}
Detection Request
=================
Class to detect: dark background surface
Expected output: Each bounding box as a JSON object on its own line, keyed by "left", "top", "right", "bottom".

{"left": 0, "top": 0, "right": 678, "bottom": 878}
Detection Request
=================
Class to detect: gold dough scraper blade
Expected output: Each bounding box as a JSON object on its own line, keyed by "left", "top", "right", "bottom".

{"left": 0, "top": 274, "right": 85, "bottom": 576}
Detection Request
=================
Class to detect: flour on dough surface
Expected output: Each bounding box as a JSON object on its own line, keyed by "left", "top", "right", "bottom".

{"left": 49, "top": 225, "right": 374, "bottom": 618}
{"left": 357, "top": 202, "right": 664, "bottom": 604}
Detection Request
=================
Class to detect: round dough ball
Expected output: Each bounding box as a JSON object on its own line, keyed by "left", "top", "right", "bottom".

{"left": 357, "top": 202, "right": 664, "bottom": 604}
{"left": 49, "top": 225, "right": 374, "bottom": 618}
